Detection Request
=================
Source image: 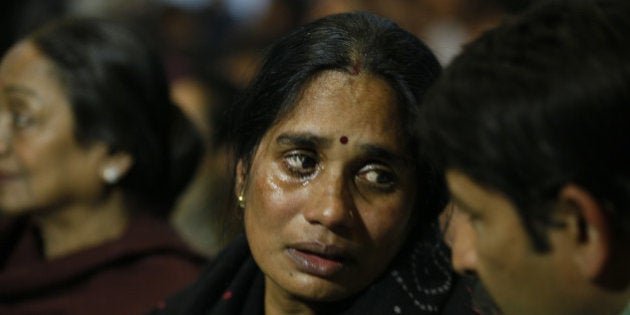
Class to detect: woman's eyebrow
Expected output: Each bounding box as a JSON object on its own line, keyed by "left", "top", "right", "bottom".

{"left": 276, "top": 132, "right": 332, "bottom": 148}
{"left": 2, "top": 85, "right": 44, "bottom": 110}
{"left": 359, "top": 143, "right": 408, "bottom": 165}
{"left": 275, "top": 134, "right": 409, "bottom": 164}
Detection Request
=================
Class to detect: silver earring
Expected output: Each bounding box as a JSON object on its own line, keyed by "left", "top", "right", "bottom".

{"left": 102, "top": 167, "right": 120, "bottom": 184}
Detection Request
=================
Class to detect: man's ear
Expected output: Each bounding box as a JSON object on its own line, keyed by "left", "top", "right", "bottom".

{"left": 558, "top": 184, "right": 611, "bottom": 280}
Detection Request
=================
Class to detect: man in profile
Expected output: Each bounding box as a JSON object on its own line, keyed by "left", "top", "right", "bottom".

{"left": 421, "top": 0, "right": 630, "bottom": 314}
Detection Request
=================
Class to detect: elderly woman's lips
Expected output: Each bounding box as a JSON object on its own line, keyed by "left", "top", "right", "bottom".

{"left": 0, "top": 173, "right": 19, "bottom": 182}
{"left": 286, "top": 244, "right": 348, "bottom": 277}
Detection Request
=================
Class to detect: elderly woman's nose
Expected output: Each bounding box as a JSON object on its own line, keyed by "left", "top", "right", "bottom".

{"left": 0, "top": 113, "right": 13, "bottom": 155}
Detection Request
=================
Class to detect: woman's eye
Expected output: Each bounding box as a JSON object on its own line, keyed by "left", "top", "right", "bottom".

{"left": 7, "top": 98, "right": 36, "bottom": 129}
{"left": 357, "top": 164, "right": 397, "bottom": 191}
{"left": 12, "top": 112, "right": 35, "bottom": 128}
{"left": 283, "top": 152, "right": 318, "bottom": 178}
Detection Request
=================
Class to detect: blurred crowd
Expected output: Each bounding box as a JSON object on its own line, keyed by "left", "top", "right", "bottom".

{"left": 0, "top": 0, "right": 532, "bottom": 257}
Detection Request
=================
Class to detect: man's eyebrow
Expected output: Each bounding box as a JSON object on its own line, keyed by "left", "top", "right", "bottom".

{"left": 276, "top": 132, "right": 332, "bottom": 147}
{"left": 449, "top": 195, "right": 475, "bottom": 214}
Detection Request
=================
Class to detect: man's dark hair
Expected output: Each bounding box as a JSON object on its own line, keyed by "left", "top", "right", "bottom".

{"left": 421, "top": 0, "right": 630, "bottom": 251}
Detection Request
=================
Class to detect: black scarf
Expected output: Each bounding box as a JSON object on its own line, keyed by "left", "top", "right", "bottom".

{"left": 149, "top": 225, "right": 478, "bottom": 315}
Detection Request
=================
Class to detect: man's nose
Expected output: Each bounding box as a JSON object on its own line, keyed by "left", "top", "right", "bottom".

{"left": 448, "top": 207, "right": 478, "bottom": 275}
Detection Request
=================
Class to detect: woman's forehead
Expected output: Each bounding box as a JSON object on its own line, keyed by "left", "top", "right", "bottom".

{"left": 257, "top": 71, "right": 408, "bottom": 155}
{"left": 282, "top": 71, "right": 397, "bottom": 121}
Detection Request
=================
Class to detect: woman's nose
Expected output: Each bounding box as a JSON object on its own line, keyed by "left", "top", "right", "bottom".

{"left": 449, "top": 208, "right": 479, "bottom": 275}
{"left": 303, "top": 170, "right": 355, "bottom": 230}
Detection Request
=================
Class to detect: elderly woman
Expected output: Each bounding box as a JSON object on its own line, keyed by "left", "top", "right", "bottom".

{"left": 152, "top": 12, "right": 475, "bottom": 315}
{"left": 0, "top": 19, "right": 205, "bottom": 314}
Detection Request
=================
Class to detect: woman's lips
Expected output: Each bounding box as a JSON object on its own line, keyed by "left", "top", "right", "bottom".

{"left": 286, "top": 243, "right": 348, "bottom": 277}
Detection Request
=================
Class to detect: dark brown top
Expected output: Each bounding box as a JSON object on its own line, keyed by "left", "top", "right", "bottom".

{"left": 0, "top": 213, "right": 206, "bottom": 315}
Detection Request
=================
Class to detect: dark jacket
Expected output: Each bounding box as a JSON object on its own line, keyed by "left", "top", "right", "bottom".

{"left": 0, "top": 213, "right": 206, "bottom": 315}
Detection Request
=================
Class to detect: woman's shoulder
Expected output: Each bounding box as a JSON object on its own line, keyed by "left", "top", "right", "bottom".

{"left": 0, "top": 214, "right": 207, "bottom": 315}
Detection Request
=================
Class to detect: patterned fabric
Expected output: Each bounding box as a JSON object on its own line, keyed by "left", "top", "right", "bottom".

{"left": 150, "top": 223, "right": 478, "bottom": 315}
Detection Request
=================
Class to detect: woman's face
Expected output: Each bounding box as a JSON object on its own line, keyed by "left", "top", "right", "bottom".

{"left": 242, "top": 70, "right": 417, "bottom": 303}
{"left": 0, "top": 40, "right": 110, "bottom": 215}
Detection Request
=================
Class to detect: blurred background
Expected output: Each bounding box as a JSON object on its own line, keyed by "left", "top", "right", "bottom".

{"left": 0, "top": 0, "right": 533, "bottom": 257}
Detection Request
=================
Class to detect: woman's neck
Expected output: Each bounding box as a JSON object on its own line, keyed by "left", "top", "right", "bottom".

{"left": 32, "top": 190, "right": 130, "bottom": 260}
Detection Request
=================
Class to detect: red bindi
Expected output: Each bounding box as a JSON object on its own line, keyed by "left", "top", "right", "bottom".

{"left": 222, "top": 291, "right": 233, "bottom": 300}
{"left": 339, "top": 136, "right": 348, "bottom": 144}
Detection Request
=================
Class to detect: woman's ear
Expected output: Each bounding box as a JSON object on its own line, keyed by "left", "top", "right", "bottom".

{"left": 558, "top": 184, "right": 611, "bottom": 281}
{"left": 235, "top": 159, "right": 248, "bottom": 209}
{"left": 235, "top": 159, "right": 246, "bottom": 198}
{"left": 100, "top": 152, "right": 134, "bottom": 185}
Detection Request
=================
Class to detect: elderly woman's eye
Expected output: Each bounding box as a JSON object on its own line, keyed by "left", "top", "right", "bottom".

{"left": 7, "top": 99, "right": 36, "bottom": 129}
{"left": 283, "top": 152, "right": 318, "bottom": 178}
{"left": 13, "top": 113, "right": 34, "bottom": 128}
{"left": 357, "top": 164, "right": 397, "bottom": 191}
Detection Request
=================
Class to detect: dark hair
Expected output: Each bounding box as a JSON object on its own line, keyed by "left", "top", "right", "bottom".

{"left": 228, "top": 12, "right": 445, "bottom": 227}
{"left": 421, "top": 0, "right": 630, "bottom": 250}
{"left": 30, "top": 18, "right": 202, "bottom": 215}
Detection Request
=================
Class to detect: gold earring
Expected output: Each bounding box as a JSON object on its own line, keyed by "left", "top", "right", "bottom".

{"left": 237, "top": 194, "right": 245, "bottom": 208}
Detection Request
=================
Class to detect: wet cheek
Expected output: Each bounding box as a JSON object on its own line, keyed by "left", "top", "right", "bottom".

{"left": 245, "top": 173, "right": 309, "bottom": 267}
{"left": 249, "top": 173, "right": 306, "bottom": 226}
